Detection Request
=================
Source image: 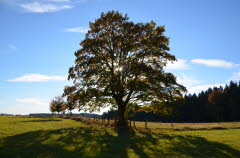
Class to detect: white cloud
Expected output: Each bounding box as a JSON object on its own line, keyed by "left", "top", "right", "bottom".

{"left": 19, "top": 2, "right": 73, "bottom": 13}
{"left": 7, "top": 74, "right": 67, "bottom": 82}
{"left": 175, "top": 73, "right": 227, "bottom": 94}
{"left": 64, "top": 27, "right": 89, "bottom": 33}
{"left": 188, "top": 83, "right": 225, "bottom": 94}
{"left": 1, "top": 97, "right": 109, "bottom": 115}
{"left": 176, "top": 73, "right": 202, "bottom": 89}
{"left": 191, "top": 59, "right": 234, "bottom": 68}
{"left": 1, "top": 98, "right": 51, "bottom": 115}
{"left": 166, "top": 59, "right": 189, "bottom": 70}
{"left": 16, "top": 98, "right": 48, "bottom": 105}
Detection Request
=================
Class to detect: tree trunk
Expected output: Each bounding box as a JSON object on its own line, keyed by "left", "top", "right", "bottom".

{"left": 145, "top": 119, "right": 147, "bottom": 129}
{"left": 145, "top": 113, "right": 148, "bottom": 129}
{"left": 133, "top": 120, "right": 136, "bottom": 129}
{"left": 117, "top": 103, "right": 127, "bottom": 128}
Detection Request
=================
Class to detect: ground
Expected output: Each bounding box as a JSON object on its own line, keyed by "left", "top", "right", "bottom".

{"left": 0, "top": 116, "right": 240, "bottom": 158}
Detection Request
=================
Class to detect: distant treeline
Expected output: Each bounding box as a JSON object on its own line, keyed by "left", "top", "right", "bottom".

{"left": 102, "top": 81, "right": 240, "bottom": 122}
{"left": 29, "top": 113, "right": 101, "bottom": 118}
{"left": 0, "top": 113, "right": 28, "bottom": 116}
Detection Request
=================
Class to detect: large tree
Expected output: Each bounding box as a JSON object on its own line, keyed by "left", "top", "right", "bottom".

{"left": 67, "top": 11, "right": 186, "bottom": 127}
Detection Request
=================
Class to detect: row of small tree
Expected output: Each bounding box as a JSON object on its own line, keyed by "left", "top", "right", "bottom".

{"left": 49, "top": 95, "right": 76, "bottom": 116}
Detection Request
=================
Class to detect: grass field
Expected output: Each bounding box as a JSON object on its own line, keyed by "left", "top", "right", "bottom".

{"left": 133, "top": 121, "right": 240, "bottom": 130}
{"left": 0, "top": 116, "right": 240, "bottom": 158}
{"left": 82, "top": 117, "right": 240, "bottom": 130}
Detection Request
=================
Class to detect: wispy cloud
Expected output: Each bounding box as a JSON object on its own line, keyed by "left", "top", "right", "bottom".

{"left": 229, "top": 71, "right": 240, "bottom": 81}
{"left": 0, "top": 98, "right": 51, "bottom": 114}
{"left": 191, "top": 59, "right": 234, "bottom": 68}
{"left": 16, "top": 98, "right": 48, "bottom": 105}
{"left": 8, "top": 44, "right": 17, "bottom": 50}
{"left": 175, "top": 73, "right": 227, "bottom": 94}
{"left": 1, "top": 97, "right": 109, "bottom": 115}
{"left": 19, "top": 2, "right": 74, "bottom": 13}
{"left": 64, "top": 27, "right": 89, "bottom": 33}
{"left": 176, "top": 73, "right": 202, "bottom": 89}
{"left": 166, "top": 59, "right": 189, "bottom": 70}
{"left": 7, "top": 74, "right": 67, "bottom": 82}
{"left": 47, "top": 0, "right": 71, "bottom": 2}
{"left": 188, "top": 83, "right": 225, "bottom": 94}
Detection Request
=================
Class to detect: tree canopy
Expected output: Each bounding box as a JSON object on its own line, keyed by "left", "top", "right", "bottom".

{"left": 49, "top": 96, "right": 66, "bottom": 114}
{"left": 66, "top": 11, "right": 186, "bottom": 127}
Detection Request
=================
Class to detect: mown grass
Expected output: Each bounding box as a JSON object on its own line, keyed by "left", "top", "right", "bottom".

{"left": 84, "top": 117, "right": 240, "bottom": 130}
{"left": 0, "top": 116, "right": 240, "bottom": 158}
{"left": 133, "top": 121, "right": 240, "bottom": 130}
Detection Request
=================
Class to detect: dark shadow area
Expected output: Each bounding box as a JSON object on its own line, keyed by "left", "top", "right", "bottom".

{"left": 19, "top": 119, "right": 62, "bottom": 122}
{"left": 0, "top": 127, "right": 240, "bottom": 158}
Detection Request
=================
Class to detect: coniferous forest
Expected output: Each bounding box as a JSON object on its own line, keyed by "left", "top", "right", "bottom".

{"left": 103, "top": 81, "right": 240, "bottom": 122}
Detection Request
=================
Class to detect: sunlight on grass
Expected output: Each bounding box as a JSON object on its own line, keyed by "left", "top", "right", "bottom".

{"left": 0, "top": 116, "right": 240, "bottom": 158}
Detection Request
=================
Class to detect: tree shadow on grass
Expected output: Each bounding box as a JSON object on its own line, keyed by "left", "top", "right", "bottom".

{"left": 0, "top": 127, "right": 239, "bottom": 158}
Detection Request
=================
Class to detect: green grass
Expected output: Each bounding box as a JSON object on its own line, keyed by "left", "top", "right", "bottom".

{"left": 133, "top": 121, "right": 240, "bottom": 130}
{"left": 0, "top": 116, "right": 240, "bottom": 158}
{"left": 86, "top": 117, "right": 240, "bottom": 130}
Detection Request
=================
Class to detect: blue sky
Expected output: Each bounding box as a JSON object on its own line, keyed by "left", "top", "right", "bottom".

{"left": 1, "top": 0, "right": 240, "bottom": 114}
